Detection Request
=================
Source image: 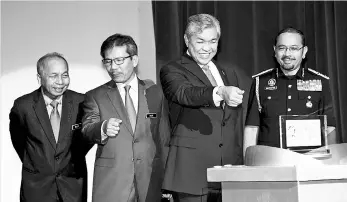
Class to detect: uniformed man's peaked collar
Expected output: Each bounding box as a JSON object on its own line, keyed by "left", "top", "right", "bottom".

{"left": 276, "top": 66, "right": 306, "bottom": 79}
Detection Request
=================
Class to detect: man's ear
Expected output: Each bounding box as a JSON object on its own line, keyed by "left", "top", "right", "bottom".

{"left": 37, "top": 74, "right": 41, "bottom": 85}
{"left": 131, "top": 55, "right": 139, "bottom": 67}
{"left": 302, "top": 46, "right": 308, "bottom": 59}
{"left": 184, "top": 34, "right": 189, "bottom": 47}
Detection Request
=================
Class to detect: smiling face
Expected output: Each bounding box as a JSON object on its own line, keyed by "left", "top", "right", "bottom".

{"left": 104, "top": 45, "right": 138, "bottom": 85}
{"left": 37, "top": 58, "right": 70, "bottom": 100}
{"left": 274, "top": 32, "right": 308, "bottom": 75}
{"left": 185, "top": 27, "right": 219, "bottom": 66}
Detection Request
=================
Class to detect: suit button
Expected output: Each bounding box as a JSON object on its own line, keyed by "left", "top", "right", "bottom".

{"left": 55, "top": 156, "right": 59, "bottom": 161}
{"left": 132, "top": 139, "right": 139, "bottom": 144}
{"left": 219, "top": 143, "right": 223, "bottom": 147}
{"left": 221, "top": 122, "right": 226, "bottom": 126}
{"left": 131, "top": 158, "right": 134, "bottom": 162}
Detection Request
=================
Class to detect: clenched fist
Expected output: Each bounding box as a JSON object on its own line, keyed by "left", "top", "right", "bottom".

{"left": 103, "top": 118, "right": 122, "bottom": 137}
{"left": 217, "top": 86, "right": 244, "bottom": 107}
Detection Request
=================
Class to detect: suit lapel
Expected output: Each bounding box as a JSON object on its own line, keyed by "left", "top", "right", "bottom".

{"left": 33, "top": 89, "right": 57, "bottom": 150}
{"left": 215, "top": 61, "right": 230, "bottom": 86}
{"left": 135, "top": 80, "right": 149, "bottom": 137}
{"left": 106, "top": 81, "right": 133, "bottom": 135}
{"left": 56, "top": 92, "right": 73, "bottom": 150}
{"left": 181, "top": 55, "right": 212, "bottom": 86}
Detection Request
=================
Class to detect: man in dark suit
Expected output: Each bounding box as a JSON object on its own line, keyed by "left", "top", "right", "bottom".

{"left": 160, "top": 13, "right": 245, "bottom": 202}
{"left": 82, "top": 33, "right": 170, "bottom": 202}
{"left": 9, "top": 52, "right": 91, "bottom": 202}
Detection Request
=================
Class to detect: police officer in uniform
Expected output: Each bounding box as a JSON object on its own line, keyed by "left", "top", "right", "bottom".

{"left": 244, "top": 27, "right": 336, "bottom": 154}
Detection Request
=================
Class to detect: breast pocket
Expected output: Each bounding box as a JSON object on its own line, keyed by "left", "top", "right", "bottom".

{"left": 298, "top": 92, "right": 321, "bottom": 115}
{"left": 261, "top": 94, "right": 281, "bottom": 117}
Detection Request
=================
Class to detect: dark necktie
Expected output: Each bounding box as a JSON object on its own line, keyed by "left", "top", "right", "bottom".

{"left": 50, "top": 100, "right": 60, "bottom": 142}
{"left": 124, "top": 85, "right": 137, "bottom": 133}
{"left": 202, "top": 65, "right": 217, "bottom": 86}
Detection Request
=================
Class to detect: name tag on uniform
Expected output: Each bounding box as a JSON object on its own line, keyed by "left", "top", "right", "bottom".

{"left": 72, "top": 123, "right": 82, "bottom": 130}
{"left": 146, "top": 113, "right": 157, "bottom": 118}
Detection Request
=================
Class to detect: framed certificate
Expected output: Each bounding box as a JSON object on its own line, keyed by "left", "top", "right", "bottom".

{"left": 279, "top": 115, "right": 328, "bottom": 153}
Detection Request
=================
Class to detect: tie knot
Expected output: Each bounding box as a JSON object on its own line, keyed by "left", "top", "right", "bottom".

{"left": 124, "top": 85, "right": 131, "bottom": 92}
{"left": 50, "top": 100, "right": 59, "bottom": 109}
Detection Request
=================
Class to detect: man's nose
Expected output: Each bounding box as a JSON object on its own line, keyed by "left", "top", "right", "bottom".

{"left": 111, "top": 62, "right": 120, "bottom": 69}
{"left": 283, "top": 47, "right": 292, "bottom": 55}
{"left": 56, "top": 76, "right": 63, "bottom": 84}
{"left": 202, "top": 43, "right": 212, "bottom": 51}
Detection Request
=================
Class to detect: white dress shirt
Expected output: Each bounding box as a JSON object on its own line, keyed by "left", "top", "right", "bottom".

{"left": 42, "top": 89, "right": 63, "bottom": 118}
{"left": 101, "top": 75, "right": 138, "bottom": 140}
{"left": 187, "top": 51, "right": 225, "bottom": 106}
{"left": 115, "top": 76, "right": 139, "bottom": 114}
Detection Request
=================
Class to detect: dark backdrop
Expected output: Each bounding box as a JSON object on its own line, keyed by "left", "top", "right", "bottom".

{"left": 152, "top": 1, "right": 347, "bottom": 143}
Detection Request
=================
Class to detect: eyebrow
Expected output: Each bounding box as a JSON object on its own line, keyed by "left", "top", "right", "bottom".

{"left": 196, "top": 38, "right": 217, "bottom": 41}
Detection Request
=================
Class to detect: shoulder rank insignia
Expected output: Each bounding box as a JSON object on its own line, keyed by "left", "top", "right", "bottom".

{"left": 252, "top": 68, "right": 274, "bottom": 78}
{"left": 308, "top": 68, "right": 330, "bottom": 80}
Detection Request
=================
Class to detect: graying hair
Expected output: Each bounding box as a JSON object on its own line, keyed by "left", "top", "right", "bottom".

{"left": 37, "top": 52, "right": 68, "bottom": 75}
{"left": 185, "top": 14, "right": 221, "bottom": 40}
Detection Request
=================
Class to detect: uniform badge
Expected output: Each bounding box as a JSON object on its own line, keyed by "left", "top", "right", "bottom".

{"left": 265, "top": 78, "right": 277, "bottom": 90}
{"left": 306, "top": 100, "right": 313, "bottom": 108}
{"left": 268, "top": 79, "right": 276, "bottom": 86}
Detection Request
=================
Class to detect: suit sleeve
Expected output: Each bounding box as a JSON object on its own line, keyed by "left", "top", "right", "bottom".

{"left": 81, "top": 92, "right": 105, "bottom": 145}
{"left": 75, "top": 99, "right": 95, "bottom": 155}
{"left": 245, "top": 79, "right": 260, "bottom": 126}
{"left": 158, "top": 93, "right": 171, "bottom": 168}
{"left": 160, "top": 63, "right": 216, "bottom": 107}
{"left": 9, "top": 101, "right": 27, "bottom": 162}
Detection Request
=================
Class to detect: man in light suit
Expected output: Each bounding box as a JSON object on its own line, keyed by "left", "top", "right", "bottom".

{"left": 160, "top": 14, "right": 245, "bottom": 202}
{"left": 9, "top": 52, "right": 91, "bottom": 202}
{"left": 82, "top": 33, "right": 170, "bottom": 202}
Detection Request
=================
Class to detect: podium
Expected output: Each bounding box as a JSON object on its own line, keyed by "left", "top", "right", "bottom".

{"left": 207, "top": 144, "right": 347, "bottom": 202}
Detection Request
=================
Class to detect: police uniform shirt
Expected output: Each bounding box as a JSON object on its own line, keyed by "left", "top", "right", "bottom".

{"left": 245, "top": 67, "right": 336, "bottom": 147}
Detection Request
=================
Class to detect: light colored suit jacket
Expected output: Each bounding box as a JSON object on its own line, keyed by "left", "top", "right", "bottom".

{"left": 82, "top": 79, "right": 170, "bottom": 202}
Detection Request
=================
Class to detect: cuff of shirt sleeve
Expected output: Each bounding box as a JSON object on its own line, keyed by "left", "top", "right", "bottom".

{"left": 100, "top": 120, "right": 109, "bottom": 144}
{"left": 213, "top": 86, "right": 223, "bottom": 107}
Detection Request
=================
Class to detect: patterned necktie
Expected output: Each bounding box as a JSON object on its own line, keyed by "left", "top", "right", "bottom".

{"left": 202, "top": 65, "right": 217, "bottom": 86}
{"left": 124, "top": 85, "right": 137, "bottom": 133}
{"left": 50, "top": 100, "right": 60, "bottom": 142}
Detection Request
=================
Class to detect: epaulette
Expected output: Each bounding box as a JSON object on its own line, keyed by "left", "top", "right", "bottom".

{"left": 307, "top": 68, "right": 330, "bottom": 80}
{"left": 252, "top": 68, "right": 274, "bottom": 78}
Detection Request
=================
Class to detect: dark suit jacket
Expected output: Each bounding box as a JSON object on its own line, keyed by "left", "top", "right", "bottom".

{"left": 9, "top": 88, "right": 91, "bottom": 202}
{"left": 160, "top": 54, "right": 244, "bottom": 195}
{"left": 82, "top": 79, "right": 170, "bottom": 202}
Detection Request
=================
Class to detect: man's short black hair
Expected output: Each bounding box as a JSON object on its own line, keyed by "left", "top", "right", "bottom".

{"left": 275, "top": 27, "right": 305, "bottom": 46}
{"left": 100, "top": 33, "right": 138, "bottom": 59}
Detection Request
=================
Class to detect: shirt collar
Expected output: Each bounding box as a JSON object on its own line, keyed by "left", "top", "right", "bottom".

{"left": 41, "top": 88, "right": 63, "bottom": 106}
{"left": 116, "top": 74, "right": 138, "bottom": 93}
{"left": 277, "top": 67, "right": 305, "bottom": 79}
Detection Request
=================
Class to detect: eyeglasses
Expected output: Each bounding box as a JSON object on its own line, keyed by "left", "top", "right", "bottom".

{"left": 276, "top": 46, "right": 304, "bottom": 52}
{"left": 102, "top": 55, "right": 133, "bottom": 66}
